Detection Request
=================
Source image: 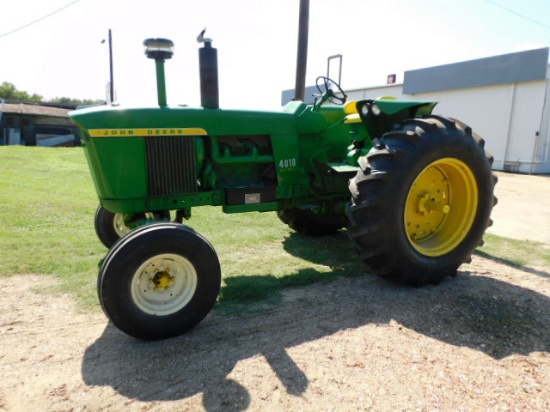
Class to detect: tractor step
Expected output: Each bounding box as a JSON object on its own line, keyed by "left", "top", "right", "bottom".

{"left": 326, "top": 162, "right": 360, "bottom": 174}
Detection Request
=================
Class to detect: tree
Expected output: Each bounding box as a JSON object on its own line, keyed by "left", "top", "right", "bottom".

{"left": 49, "top": 96, "right": 105, "bottom": 106}
{"left": 0, "top": 82, "right": 42, "bottom": 102}
{"left": 0, "top": 82, "right": 104, "bottom": 106}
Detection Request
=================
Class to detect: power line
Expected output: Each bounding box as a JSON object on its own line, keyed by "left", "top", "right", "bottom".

{"left": 484, "top": 0, "right": 550, "bottom": 31}
{"left": 0, "top": 0, "right": 84, "bottom": 39}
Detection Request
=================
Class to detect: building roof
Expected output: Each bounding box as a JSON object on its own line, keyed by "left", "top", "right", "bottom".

{"left": 1, "top": 102, "right": 71, "bottom": 118}
{"left": 403, "top": 47, "right": 550, "bottom": 94}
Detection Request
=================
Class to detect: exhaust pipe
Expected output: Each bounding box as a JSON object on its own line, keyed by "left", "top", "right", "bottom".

{"left": 294, "top": 0, "right": 309, "bottom": 102}
{"left": 197, "top": 29, "right": 219, "bottom": 109}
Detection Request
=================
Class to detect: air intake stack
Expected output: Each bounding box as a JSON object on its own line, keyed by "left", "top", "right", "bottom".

{"left": 197, "top": 29, "right": 219, "bottom": 109}
{"left": 143, "top": 38, "right": 174, "bottom": 108}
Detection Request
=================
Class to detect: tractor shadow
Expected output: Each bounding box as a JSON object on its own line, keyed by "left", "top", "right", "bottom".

{"left": 81, "top": 233, "right": 550, "bottom": 410}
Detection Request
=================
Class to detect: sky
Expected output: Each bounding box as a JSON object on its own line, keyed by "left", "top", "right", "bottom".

{"left": 1, "top": 0, "right": 550, "bottom": 110}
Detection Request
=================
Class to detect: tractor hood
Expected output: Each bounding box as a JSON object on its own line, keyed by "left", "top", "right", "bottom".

{"left": 70, "top": 104, "right": 298, "bottom": 137}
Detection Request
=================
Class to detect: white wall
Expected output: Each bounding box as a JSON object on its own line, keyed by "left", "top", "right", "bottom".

{"left": 531, "top": 68, "right": 550, "bottom": 173}
{"left": 505, "top": 81, "right": 548, "bottom": 173}
{"left": 346, "top": 79, "right": 550, "bottom": 174}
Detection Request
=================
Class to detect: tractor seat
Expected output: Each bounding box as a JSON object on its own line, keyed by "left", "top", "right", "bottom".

{"left": 344, "top": 100, "right": 358, "bottom": 114}
{"left": 343, "top": 100, "right": 361, "bottom": 124}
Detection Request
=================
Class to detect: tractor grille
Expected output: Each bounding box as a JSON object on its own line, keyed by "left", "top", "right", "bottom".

{"left": 145, "top": 136, "right": 198, "bottom": 196}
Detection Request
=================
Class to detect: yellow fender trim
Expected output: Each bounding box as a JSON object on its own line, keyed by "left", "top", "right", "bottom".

{"left": 88, "top": 128, "right": 208, "bottom": 137}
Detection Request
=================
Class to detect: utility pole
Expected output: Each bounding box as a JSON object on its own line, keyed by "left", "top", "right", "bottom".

{"left": 108, "top": 29, "right": 114, "bottom": 103}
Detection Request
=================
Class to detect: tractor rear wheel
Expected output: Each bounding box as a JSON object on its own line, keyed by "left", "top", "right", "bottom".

{"left": 347, "top": 115, "right": 497, "bottom": 286}
{"left": 277, "top": 208, "right": 347, "bottom": 236}
{"left": 97, "top": 223, "right": 221, "bottom": 340}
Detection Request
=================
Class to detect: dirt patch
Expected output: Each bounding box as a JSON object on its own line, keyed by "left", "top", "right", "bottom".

{"left": 0, "top": 256, "right": 549, "bottom": 411}
{"left": 488, "top": 172, "right": 550, "bottom": 244}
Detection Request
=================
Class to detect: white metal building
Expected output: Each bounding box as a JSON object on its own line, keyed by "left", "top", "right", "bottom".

{"left": 344, "top": 48, "right": 550, "bottom": 174}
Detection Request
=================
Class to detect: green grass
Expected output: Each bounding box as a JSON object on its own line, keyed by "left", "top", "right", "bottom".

{"left": 1, "top": 146, "right": 548, "bottom": 313}
{"left": 476, "top": 233, "right": 550, "bottom": 268}
{"left": 0, "top": 146, "right": 363, "bottom": 312}
{"left": 0, "top": 147, "right": 104, "bottom": 307}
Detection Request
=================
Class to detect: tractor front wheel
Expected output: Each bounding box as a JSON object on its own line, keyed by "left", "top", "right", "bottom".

{"left": 347, "top": 115, "right": 497, "bottom": 286}
{"left": 97, "top": 223, "right": 221, "bottom": 340}
{"left": 94, "top": 206, "right": 133, "bottom": 248}
{"left": 94, "top": 205, "right": 170, "bottom": 248}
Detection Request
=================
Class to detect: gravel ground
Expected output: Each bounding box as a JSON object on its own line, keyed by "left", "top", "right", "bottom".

{"left": 487, "top": 172, "right": 550, "bottom": 244}
{"left": 0, "top": 254, "right": 549, "bottom": 411}
{"left": 1, "top": 171, "right": 549, "bottom": 411}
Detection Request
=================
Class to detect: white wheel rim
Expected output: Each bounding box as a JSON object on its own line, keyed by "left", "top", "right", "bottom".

{"left": 113, "top": 213, "right": 131, "bottom": 237}
{"left": 131, "top": 253, "right": 198, "bottom": 316}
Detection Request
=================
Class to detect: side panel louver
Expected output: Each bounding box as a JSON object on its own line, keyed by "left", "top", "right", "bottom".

{"left": 145, "top": 136, "right": 198, "bottom": 196}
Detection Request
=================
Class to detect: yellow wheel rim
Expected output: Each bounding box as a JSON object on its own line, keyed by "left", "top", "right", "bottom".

{"left": 404, "top": 158, "right": 478, "bottom": 257}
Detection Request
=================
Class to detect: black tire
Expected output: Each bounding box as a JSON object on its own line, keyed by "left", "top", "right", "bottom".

{"left": 277, "top": 208, "right": 348, "bottom": 236}
{"left": 347, "top": 115, "right": 497, "bottom": 286}
{"left": 97, "top": 223, "right": 221, "bottom": 340}
{"left": 94, "top": 205, "right": 170, "bottom": 249}
{"left": 94, "top": 205, "right": 132, "bottom": 248}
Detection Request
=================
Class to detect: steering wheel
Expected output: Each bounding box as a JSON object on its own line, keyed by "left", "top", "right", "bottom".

{"left": 316, "top": 76, "right": 347, "bottom": 105}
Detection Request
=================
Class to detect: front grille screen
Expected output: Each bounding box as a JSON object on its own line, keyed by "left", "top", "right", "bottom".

{"left": 145, "top": 136, "right": 198, "bottom": 196}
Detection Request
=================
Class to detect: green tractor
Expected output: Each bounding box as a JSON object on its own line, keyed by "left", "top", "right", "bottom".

{"left": 70, "top": 35, "right": 496, "bottom": 340}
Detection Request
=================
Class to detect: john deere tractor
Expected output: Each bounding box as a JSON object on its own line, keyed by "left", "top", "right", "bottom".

{"left": 70, "top": 35, "right": 496, "bottom": 340}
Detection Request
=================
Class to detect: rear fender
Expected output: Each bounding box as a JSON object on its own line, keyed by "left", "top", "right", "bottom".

{"left": 354, "top": 99, "right": 437, "bottom": 140}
